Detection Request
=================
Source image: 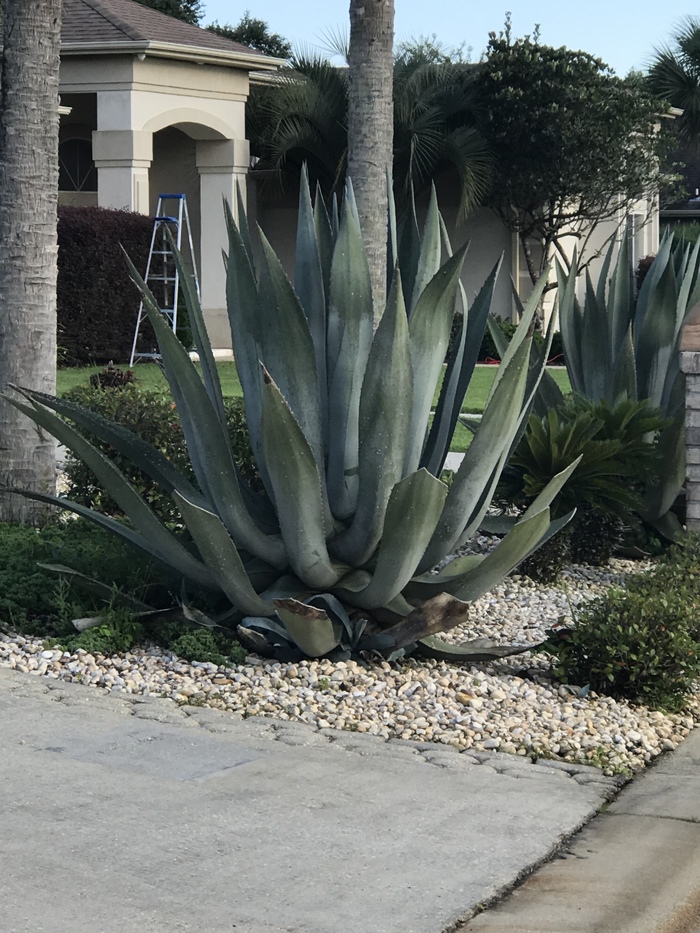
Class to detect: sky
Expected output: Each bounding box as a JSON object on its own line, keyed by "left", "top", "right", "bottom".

{"left": 200, "top": 0, "right": 696, "bottom": 75}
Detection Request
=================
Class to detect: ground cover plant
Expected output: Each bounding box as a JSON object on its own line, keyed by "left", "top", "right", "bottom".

{"left": 0, "top": 519, "right": 247, "bottom": 661}
{"left": 545, "top": 535, "right": 700, "bottom": 711}
{"left": 4, "top": 177, "right": 577, "bottom": 664}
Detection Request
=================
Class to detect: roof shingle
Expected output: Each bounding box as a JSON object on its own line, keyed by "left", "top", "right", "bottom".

{"left": 61, "top": 0, "right": 269, "bottom": 59}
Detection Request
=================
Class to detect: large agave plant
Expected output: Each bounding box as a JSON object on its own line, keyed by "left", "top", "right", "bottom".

{"left": 3, "top": 175, "right": 575, "bottom": 661}
{"left": 525, "top": 232, "right": 700, "bottom": 539}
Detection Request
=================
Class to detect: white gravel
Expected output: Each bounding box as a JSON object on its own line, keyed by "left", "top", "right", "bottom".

{"left": 1, "top": 550, "right": 697, "bottom": 776}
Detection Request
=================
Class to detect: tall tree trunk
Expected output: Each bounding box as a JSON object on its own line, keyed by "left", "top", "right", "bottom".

{"left": 0, "top": 0, "right": 61, "bottom": 522}
{"left": 347, "top": 0, "right": 394, "bottom": 321}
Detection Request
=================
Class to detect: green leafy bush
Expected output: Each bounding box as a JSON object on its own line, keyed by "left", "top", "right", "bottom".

{"left": 474, "top": 318, "right": 564, "bottom": 364}
{"left": 545, "top": 567, "right": 700, "bottom": 711}
{"left": 500, "top": 396, "right": 666, "bottom": 565}
{"left": 62, "top": 383, "right": 260, "bottom": 524}
{"left": 58, "top": 207, "right": 153, "bottom": 365}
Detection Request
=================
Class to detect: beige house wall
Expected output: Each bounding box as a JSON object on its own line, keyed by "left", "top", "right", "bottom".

{"left": 59, "top": 53, "right": 252, "bottom": 350}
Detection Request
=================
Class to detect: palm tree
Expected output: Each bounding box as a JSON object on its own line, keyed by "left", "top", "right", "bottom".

{"left": 0, "top": 0, "right": 61, "bottom": 522}
{"left": 248, "top": 46, "right": 490, "bottom": 227}
{"left": 648, "top": 16, "right": 700, "bottom": 147}
{"left": 347, "top": 0, "right": 395, "bottom": 316}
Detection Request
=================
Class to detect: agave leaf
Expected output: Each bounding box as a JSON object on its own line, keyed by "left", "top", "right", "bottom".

{"left": 487, "top": 269, "right": 547, "bottom": 406}
{"left": 295, "top": 167, "right": 328, "bottom": 442}
{"left": 36, "top": 563, "right": 152, "bottom": 612}
{"left": 8, "top": 488, "right": 218, "bottom": 589}
{"left": 640, "top": 416, "right": 686, "bottom": 522}
{"left": 386, "top": 167, "right": 399, "bottom": 297}
{"left": 580, "top": 273, "right": 610, "bottom": 401}
{"left": 2, "top": 395, "right": 218, "bottom": 589}
{"left": 261, "top": 368, "right": 344, "bottom": 589}
{"left": 397, "top": 189, "right": 421, "bottom": 310}
{"left": 422, "top": 258, "right": 501, "bottom": 476}
{"left": 556, "top": 255, "right": 585, "bottom": 395}
{"left": 172, "top": 491, "right": 273, "bottom": 616}
{"left": 164, "top": 226, "right": 227, "bottom": 428}
{"left": 224, "top": 200, "right": 267, "bottom": 483}
{"left": 416, "top": 635, "right": 538, "bottom": 662}
{"left": 378, "top": 592, "right": 469, "bottom": 650}
{"left": 256, "top": 229, "right": 326, "bottom": 471}
{"left": 236, "top": 623, "right": 283, "bottom": 657}
{"left": 606, "top": 235, "right": 634, "bottom": 362}
{"left": 314, "top": 183, "right": 334, "bottom": 299}
{"left": 126, "top": 253, "right": 286, "bottom": 567}
{"left": 635, "top": 232, "right": 674, "bottom": 342}
{"left": 404, "top": 244, "right": 469, "bottom": 474}
{"left": 418, "top": 338, "right": 531, "bottom": 572}
{"left": 235, "top": 181, "right": 255, "bottom": 264}
{"left": 330, "top": 270, "right": 413, "bottom": 565}
{"left": 408, "top": 185, "right": 442, "bottom": 316}
{"left": 337, "top": 469, "right": 448, "bottom": 609}
{"left": 326, "top": 181, "right": 375, "bottom": 519}
{"left": 409, "top": 552, "right": 484, "bottom": 586}
{"left": 273, "top": 597, "right": 343, "bottom": 657}
{"left": 9, "top": 385, "right": 203, "bottom": 505}
{"left": 521, "top": 458, "right": 581, "bottom": 518}
{"left": 635, "top": 257, "right": 678, "bottom": 408}
{"left": 445, "top": 508, "right": 552, "bottom": 603}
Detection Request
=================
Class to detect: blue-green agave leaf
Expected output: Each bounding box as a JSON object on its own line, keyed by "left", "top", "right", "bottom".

{"left": 404, "top": 243, "right": 469, "bottom": 474}
{"left": 126, "top": 253, "right": 286, "bottom": 568}
{"left": 330, "top": 270, "right": 413, "bottom": 565}
{"left": 326, "top": 181, "right": 374, "bottom": 518}
{"left": 337, "top": 469, "right": 448, "bottom": 609}
{"left": 261, "top": 368, "right": 344, "bottom": 588}
{"left": 172, "top": 491, "right": 273, "bottom": 616}
{"left": 273, "top": 597, "right": 343, "bottom": 657}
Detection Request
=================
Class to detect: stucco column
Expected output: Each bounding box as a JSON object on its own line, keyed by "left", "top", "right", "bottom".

{"left": 196, "top": 138, "right": 250, "bottom": 349}
{"left": 92, "top": 129, "right": 152, "bottom": 214}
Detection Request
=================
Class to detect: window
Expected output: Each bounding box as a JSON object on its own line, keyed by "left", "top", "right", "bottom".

{"left": 59, "top": 138, "right": 97, "bottom": 192}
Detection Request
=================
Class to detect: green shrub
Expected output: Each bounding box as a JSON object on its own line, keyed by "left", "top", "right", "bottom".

{"left": 58, "top": 207, "right": 153, "bottom": 365}
{"left": 501, "top": 396, "right": 666, "bottom": 565}
{"left": 62, "top": 383, "right": 261, "bottom": 524}
{"left": 545, "top": 578, "right": 700, "bottom": 711}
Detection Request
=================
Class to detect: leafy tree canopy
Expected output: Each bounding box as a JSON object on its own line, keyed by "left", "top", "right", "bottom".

{"left": 474, "top": 17, "right": 663, "bottom": 283}
{"left": 133, "top": 0, "right": 203, "bottom": 26}
{"left": 208, "top": 12, "right": 292, "bottom": 59}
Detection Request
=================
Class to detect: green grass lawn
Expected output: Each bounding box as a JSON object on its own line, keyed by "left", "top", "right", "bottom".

{"left": 57, "top": 361, "right": 571, "bottom": 422}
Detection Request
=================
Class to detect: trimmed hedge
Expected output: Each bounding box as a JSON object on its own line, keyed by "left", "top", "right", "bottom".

{"left": 57, "top": 206, "right": 153, "bottom": 365}
{"left": 62, "top": 382, "right": 262, "bottom": 525}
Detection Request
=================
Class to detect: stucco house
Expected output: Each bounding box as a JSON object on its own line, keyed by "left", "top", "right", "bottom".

{"left": 58, "top": 0, "right": 660, "bottom": 347}
{"left": 59, "top": 0, "right": 283, "bottom": 349}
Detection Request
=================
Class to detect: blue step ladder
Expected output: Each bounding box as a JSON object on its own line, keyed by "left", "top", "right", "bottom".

{"left": 130, "top": 193, "right": 200, "bottom": 366}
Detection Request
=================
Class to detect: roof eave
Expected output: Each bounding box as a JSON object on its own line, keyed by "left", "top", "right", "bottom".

{"left": 60, "top": 40, "right": 284, "bottom": 72}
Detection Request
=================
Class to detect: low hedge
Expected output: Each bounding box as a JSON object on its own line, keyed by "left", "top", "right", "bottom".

{"left": 62, "top": 382, "right": 261, "bottom": 525}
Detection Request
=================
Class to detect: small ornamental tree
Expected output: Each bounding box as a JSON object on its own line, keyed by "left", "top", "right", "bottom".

{"left": 133, "top": 0, "right": 202, "bottom": 26}
{"left": 208, "top": 12, "right": 292, "bottom": 59}
{"left": 475, "top": 18, "right": 663, "bottom": 288}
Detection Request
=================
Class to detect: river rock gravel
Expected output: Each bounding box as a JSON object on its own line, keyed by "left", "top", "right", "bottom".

{"left": 1, "top": 555, "right": 697, "bottom": 776}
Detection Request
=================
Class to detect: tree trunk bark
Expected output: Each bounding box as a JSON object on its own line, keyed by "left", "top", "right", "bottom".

{"left": 347, "top": 0, "right": 394, "bottom": 322}
{"left": 0, "top": 0, "right": 61, "bottom": 523}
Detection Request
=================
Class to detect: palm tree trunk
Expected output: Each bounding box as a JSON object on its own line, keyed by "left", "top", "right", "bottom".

{"left": 0, "top": 0, "right": 61, "bottom": 522}
{"left": 347, "top": 0, "right": 394, "bottom": 322}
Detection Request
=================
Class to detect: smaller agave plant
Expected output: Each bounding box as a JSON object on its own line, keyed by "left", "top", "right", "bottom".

{"left": 3, "top": 172, "right": 577, "bottom": 663}
{"left": 522, "top": 232, "right": 700, "bottom": 540}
